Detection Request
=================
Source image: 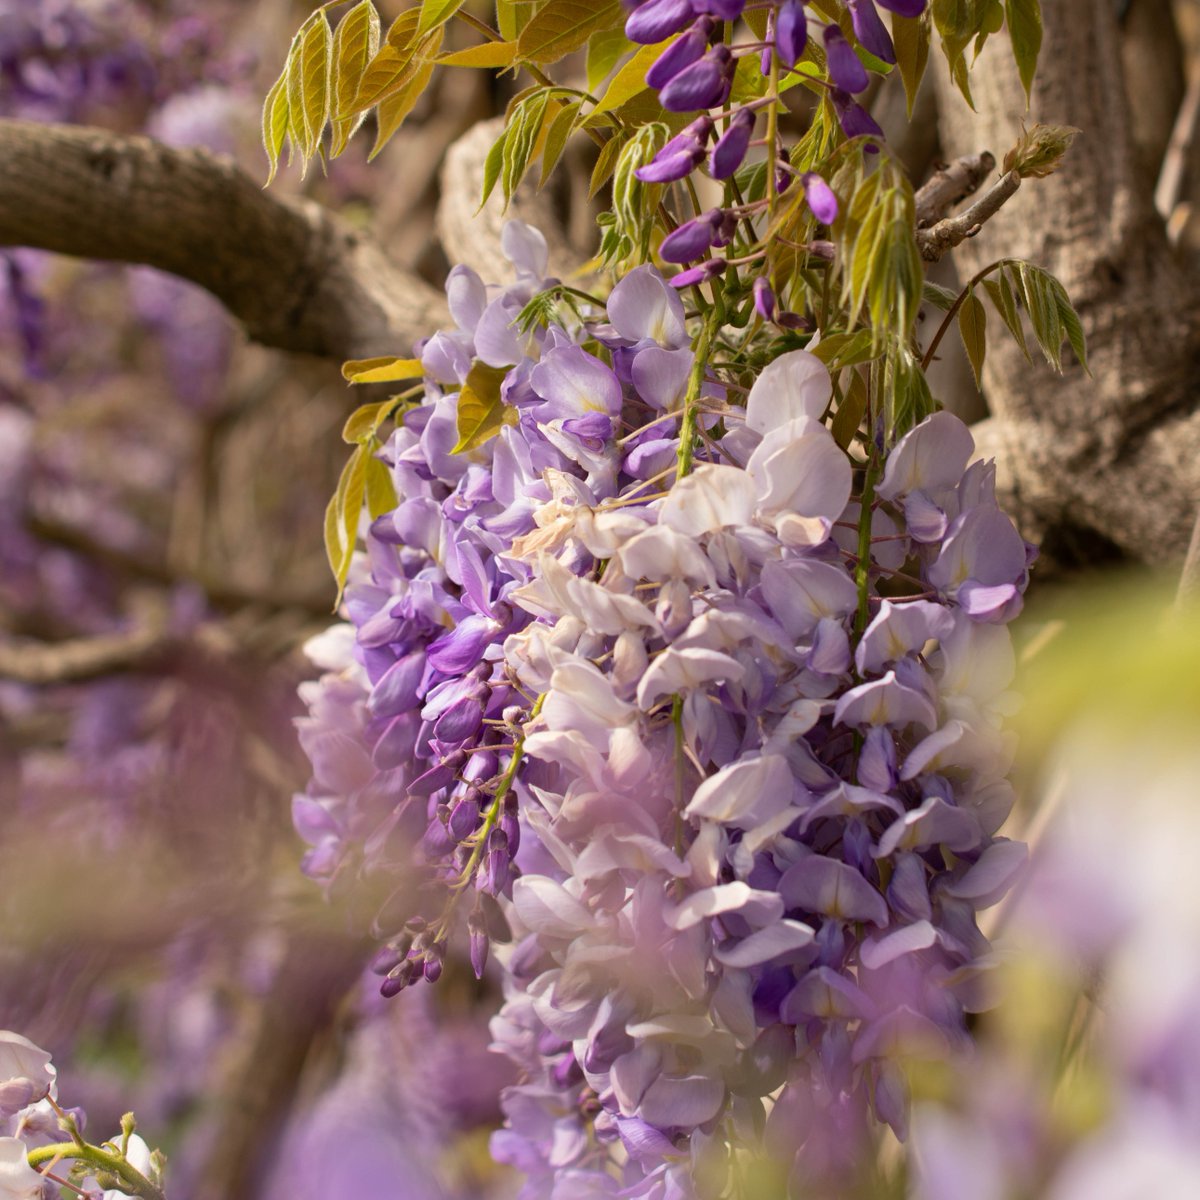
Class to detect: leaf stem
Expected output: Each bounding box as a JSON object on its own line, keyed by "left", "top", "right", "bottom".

{"left": 676, "top": 304, "right": 723, "bottom": 478}
{"left": 27, "top": 1143, "right": 166, "bottom": 1200}
{"left": 921, "top": 258, "right": 1009, "bottom": 371}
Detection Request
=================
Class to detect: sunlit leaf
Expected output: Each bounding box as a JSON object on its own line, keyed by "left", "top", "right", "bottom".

{"left": 342, "top": 356, "right": 425, "bottom": 383}
{"left": 330, "top": 0, "right": 381, "bottom": 157}
{"left": 347, "top": 10, "right": 420, "bottom": 113}
{"left": 497, "top": 0, "right": 537, "bottom": 40}
{"left": 286, "top": 11, "right": 333, "bottom": 172}
{"left": 454, "top": 362, "right": 515, "bottom": 453}
{"left": 371, "top": 29, "right": 441, "bottom": 158}
{"left": 325, "top": 442, "right": 369, "bottom": 604}
{"left": 589, "top": 129, "right": 626, "bottom": 197}
{"left": 502, "top": 89, "right": 553, "bottom": 204}
{"left": 586, "top": 26, "right": 633, "bottom": 91}
{"left": 364, "top": 451, "right": 397, "bottom": 519}
{"left": 516, "top": 0, "right": 623, "bottom": 65}
{"left": 437, "top": 40, "right": 519, "bottom": 67}
{"left": 983, "top": 269, "right": 1031, "bottom": 363}
{"left": 416, "top": 0, "right": 463, "bottom": 36}
{"left": 261, "top": 68, "right": 291, "bottom": 184}
{"left": 590, "top": 40, "right": 665, "bottom": 116}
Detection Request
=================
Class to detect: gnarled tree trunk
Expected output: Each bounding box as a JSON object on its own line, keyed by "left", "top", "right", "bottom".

{"left": 933, "top": 0, "right": 1200, "bottom": 562}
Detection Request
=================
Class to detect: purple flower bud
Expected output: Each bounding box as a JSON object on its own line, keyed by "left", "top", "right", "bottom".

{"left": 635, "top": 117, "right": 712, "bottom": 183}
{"left": 775, "top": 152, "right": 792, "bottom": 195}
{"left": 808, "top": 239, "right": 836, "bottom": 260}
{"left": 552, "top": 1052, "right": 583, "bottom": 1089}
{"left": 753, "top": 276, "right": 776, "bottom": 320}
{"left": 801, "top": 171, "right": 839, "bottom": 223}
{"left": 876, "top": 0, "right": 927, "bottom": 15}
{"left": 421, "top": 814, "right": 455, "bottom": 860}
{"left": 422, "top": 943, "right": 445, "bottom": 983}
{"left": 691, "top": 0, "right": 745, "bottom": 17}
{"left": 824, "top": 25, "right": 869, "bottom": 92}
{"left": 645, "top": 18, "right": 713, "bottom": 89}
{"left": 776, "top": 310, "right": 814, "bottom": 330}
{"left": 709, "top": 107, "right": 755, "bottom": 179}
{"left": 500, "top": 797, "right": 521, "bottom": 856}
{"left": 448, "top": 794, "right": 480, "bottom": 841}
{"left": 775, "top": 0, "right": 808, "bottom": 69}
{"left": 380, "top": 957, "right": 419, "bottom": 997}
{"left": 480, "top": 827, "right": 510, "bottom": 895}
{"left": 468, "top": 908, "right": 489, "bottom": 979}
{"left": 848, "top": 0, "right": 896, "bottom": 64}
{"left": 761, "top": 9, "right": 775, "bottom": 75}
{"left": 369, "top": 944, "right": 405, "bottom": 975}
{"left": 831, "top": 88, "right": 884, "bottom": 143}
{"left": 561, "top": 410, "right": 616, "bottom": 447}
{"left": 659, "top": 208, "right": 723, "bottom": 263}
{"left": 712, "top": 208, "right": 738, "bottom": 248}
{"left": 669, "top": 258, "right": 726, "bottom": 287}
{"left": 660, "top": 43, "right": 733, "bottom": 112}
{"left": 434, "top": 696, "right": 484, "bottom": 743}
{"left": 626, "top": 0, "right": 695, "bottom": 44}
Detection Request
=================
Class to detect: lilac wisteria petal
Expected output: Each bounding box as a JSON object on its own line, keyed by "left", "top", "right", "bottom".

{"left": 659, "top": 463, "right": 757, "bottom": 534}
{"left": 876, "top": 411, "right": 975, "bottom": 502}
{"left": 684, "top": 754, "right": 796, "bottom": 825}
{"left": 607, "top": 265, "right": 690, "bottom": 347}
{"left": 744, "top": 349, "right": 832, "bottom": 435}
{"left": 780, "top": 857, "right": 890, "bottom": 926}
{"left": 667, "top": 882, "right": 786, "bottom": 930}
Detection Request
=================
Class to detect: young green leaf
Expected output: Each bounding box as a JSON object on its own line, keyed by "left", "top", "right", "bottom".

{"left": 454, "top": 362, "right": 515, "bottom": 453}
{"left": 286, "top": 11, "right": 334, "bottom": 172}
{"left": 502, "top": 89, "right": 553, "bottom": 205}
{"left": 1017, "top": 261, "right": 1063, "bottom": 369}
{"left": 497, "top": 0, "right": 537, "bottom": 40}
{"left": 347, "top": 10, "right": 420, "bottom": 114}
{"left": 586, "top": 26, "right": 633, "bottom": 91}
{"left": 983, "top": 270, "right": 1031, "bottom": 363}
{"left": 892, "top": 13, "right": 930, "bottom": 119}
{"left": 590, "top": 41, "right": 666, "bottom": 117}
{"left": 416, "top": 0, "right": 463, "bottom": 36}
{"left": 539, "top": 99, "right": 582, "bottom": 187}
{"left": 325, "top": 442, "right": 369, "bottom": 604}
{"left": 958, "top": 286, "right": 987, "bottom": 387}
{"left": 589, "top": 129, "right": 627, "bottom": 197}
{"left": 330, "top": 0, "right": 381, "bottom": 157}
{"left": 480, "top": 128, "right": 507, "bottom": 209}
{"left": 364, "top": 450, "right": 398, "bottom": 519}
{"left": 1004, "top": 0, "right": 1042, "bottom": 104}
{"left": 516, "top": 0, "right": 623, "bottom": 65}
{"left": 831, "top": 368, "right": 869, "bottom": 449}
{"left": 922, "top": 281, "right": 959, "bottom": 311}
{"left": 371, "top": 30, "right": 441, "bottom": 158}
{"left": 261, "top": 68, "right": 291, "bottom": 184}
{"left": 437, "top": 41, "right": 519, "bottom": 68}
{"left": 1048, "top": 275, "right": 1089, "bottom": 372}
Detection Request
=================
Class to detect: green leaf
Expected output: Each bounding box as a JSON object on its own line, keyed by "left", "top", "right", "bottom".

{"left": 341, "top": 356, "right": 425, "bottom": 383}
{"left": 589, "top": 129, "right": 626, "bottom": 197}
{"left": 958, "top": 287, "right": 987, "bottom": 387}
{"left": 922, "top": 281, "right": 959, "bottom": 311}
{"left": 346, "top": 10, "right": 420, "bottom": 114}
{"left": 586, "top": 27, "right": 633, "bottom": 91}
{"left": 480, "top": 128, "right": 507, "bottom": 209}
{"left": 1016, "top": 261, "right": 1063, "bottom": 369}
{"left": 888, "top": 346, "right": 935, "bottom": 440}
{"left": 539, "top": 98, "right": 582, "bottom": 187}
{"left": 809, "top": 329, "right": 876, "bottom": 369}
{"left": 416, "top": 0, "right": 463, "bottom": 36}
{"left": 1048, "top": 276, "right": 1088, "bottom": 372}
{"left": 983, "top": 269, "right": 1031, "bottom": 363}
{"left": 364, "top": 451, "right": 397, "bottom": 519}
{"left": 1003, "top": 122, "right": 1078, "bottom": 178}
{"left": 516, "top": 0, "right": 623, "bottom": 65}
{"left": 371, "top": 30, "right": 441, "bottom": 158}
{"left": 343, "top": 400, "right": 393, "bottom": 444}
{"left": 831, "top": 368, "right": 869, "bottom": 449}
{"left": 325, "top": 443, "right": 369, "bottom": 604}
{"left": 437, "top": 40, "right": 519, "bottom": 67}
{"left": 502, "top": 89, "right": 552, "bottom": 205}
{"left": 454, "top": 362, "right": 514, "bottom": 453}
{"left": 1004, "top": 0, "right": 1042, "bottom": 103}
{"left": 286, "top": 11, "right": 333, "bottom": 172}
{"left": 330, "top": 0, "right": 381, "bottom": 157}
{"left": 590, "top": 41, "right": 664, "bottom": 117}
{"left": 261, "top": 68, "right": 291, "bottom": 184}
{"left": 892, "top": 13, "right": 930, "bottom": 119}
{"left": 497, "top": 0, "right": 537, "bottom": 40}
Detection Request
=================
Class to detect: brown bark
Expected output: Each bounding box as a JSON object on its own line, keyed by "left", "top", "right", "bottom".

{"left": 933, "top": 0, "right": 1200, "bottom": 561}
{"left": 0, "top": 118, "right": 447, "bottom": 361}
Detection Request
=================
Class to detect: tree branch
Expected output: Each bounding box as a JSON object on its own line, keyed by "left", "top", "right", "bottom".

{"left": 917, "top": 168, "right": 1021, "bottom": 262}
{"left": 0, "top": 119, "right": 447, "bottom": 361}
{"left": 914, "top": 151, "right": 997, "bottom": 228}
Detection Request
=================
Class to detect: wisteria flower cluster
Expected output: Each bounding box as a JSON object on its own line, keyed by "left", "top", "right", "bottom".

{"left": 295, "top": 219, "right": 1033, "bottom": 1196}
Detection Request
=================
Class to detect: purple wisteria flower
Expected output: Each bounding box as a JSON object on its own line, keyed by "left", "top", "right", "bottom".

{"left": 295, "top": 219, "right": 1030, "bottom": 1198}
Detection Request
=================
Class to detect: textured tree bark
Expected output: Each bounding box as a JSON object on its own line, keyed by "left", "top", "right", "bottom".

{"left": 0, "top": 119, "right": 447, "bottom": 361}
{"left": 933, "top": 0, "right": 1200, "bottom": 562}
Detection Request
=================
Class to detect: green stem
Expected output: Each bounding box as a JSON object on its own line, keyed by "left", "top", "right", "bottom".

{"left": 764, "top": 48, "right": 781, "bottom": 223}
{"left": 921, "top": 258, "right": 1009, "bottom": 372}
{"left": 27, "top": 1143, "right": 165, "bottom": 1200}
{"left": 676, "top": 305, "right": 722, "bottom": 479}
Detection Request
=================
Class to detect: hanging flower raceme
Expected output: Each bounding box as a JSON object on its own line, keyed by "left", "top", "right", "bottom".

{"left": 294, "top": 218, "right": 1031, "bottom": 1197}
